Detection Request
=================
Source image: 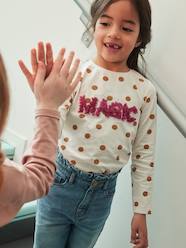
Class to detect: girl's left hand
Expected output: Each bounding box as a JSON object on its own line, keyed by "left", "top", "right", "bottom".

{"left": 130, "top": 213, "right": 148, "bottom": 248}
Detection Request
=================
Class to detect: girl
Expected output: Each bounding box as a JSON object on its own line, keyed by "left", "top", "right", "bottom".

{"left": 21, "top": 0, "right": 157, "bottom": 247}
{"left": 0, "top": 46, "right": 81, "bottom": 227}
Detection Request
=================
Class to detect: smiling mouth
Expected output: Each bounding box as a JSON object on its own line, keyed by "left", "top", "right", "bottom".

{"left": 104, "top": 42, "right": 122, "bottom": 49}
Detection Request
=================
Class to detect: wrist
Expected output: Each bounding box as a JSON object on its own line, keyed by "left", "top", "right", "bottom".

{"left": 134, "top": 213, "right": 146, "bottom": 218}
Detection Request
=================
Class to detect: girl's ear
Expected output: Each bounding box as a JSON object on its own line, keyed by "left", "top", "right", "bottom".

{"left": 135, "top": 34, "right": 142, "bottom": 48}
{"left": 135, "top": 41, "right": 141, "bottom": 48}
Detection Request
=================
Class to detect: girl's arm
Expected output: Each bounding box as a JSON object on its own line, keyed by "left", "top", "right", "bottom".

{"left": 0, "top": 46, "right": 81, "bottom": 227}
{"left": 0, "top": 108, "right": 60, "bottom": 227}
{"left": 131, "top": 83, "right": 157, "bottom": 214}
{"left": 130, "top": 82, "right": 157, "bottom": 247}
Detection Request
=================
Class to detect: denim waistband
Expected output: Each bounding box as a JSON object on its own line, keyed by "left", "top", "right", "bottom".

{"left": 56, "top": 151, "right": 120, "bottom": 190}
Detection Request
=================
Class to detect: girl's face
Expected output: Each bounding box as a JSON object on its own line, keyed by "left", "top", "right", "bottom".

{"left": 94, "top": 0, "right": 140, "bottom": 72}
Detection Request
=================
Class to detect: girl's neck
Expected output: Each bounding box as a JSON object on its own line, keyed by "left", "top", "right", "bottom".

{"left": 93, "top": 57, "right": 130, "bottom": 73}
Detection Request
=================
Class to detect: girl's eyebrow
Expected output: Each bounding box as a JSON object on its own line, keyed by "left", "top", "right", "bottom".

{"left": 100, "top": 14, "right": 136, "bottom": 25}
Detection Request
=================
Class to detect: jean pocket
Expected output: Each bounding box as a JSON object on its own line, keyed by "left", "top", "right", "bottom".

{"left": 53, "top": 170, "right": 68, "bottom": 186}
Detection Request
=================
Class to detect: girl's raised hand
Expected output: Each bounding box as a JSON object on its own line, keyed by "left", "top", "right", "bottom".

{"left": 19, "top": 48, "right": 81, "bottom": 110}
{"left": 18, "top": 41, "right": 54, "bottom": 92}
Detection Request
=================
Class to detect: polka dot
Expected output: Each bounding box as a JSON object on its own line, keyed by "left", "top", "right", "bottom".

{"left": 112, "top": 125, "right": 118, "bottom": 130}
{"left": 143, "top": 191, "right": 148, "bottom": 197}
{"left": 100, "top": 145, "right": 106, "bottom": 151}
{"left": 116, "top": 156, "right": 120, "bottom": 161}
{"left": 139, "top": 78, "right": 144, "bottom": 82}
{"left": 126, "top": 132, "right": 131, "bottom": 138}
{"left": 69, "top": 98, "right": 73, "bottom": 104}
{"left": 79, "top": 114, "right": 85, "bottom": 118}
{"left": 144, "top": 96, "right": 147, "bottom": 102}
{"left": 118, "top": 77, "right": 124, "bottom": 82}
{"left": 134, "top": 202, "right": 139, "bottom": 207}
{"left": 117, "top": 145, "right": 123, "bottom": 150}
{"left": 144, "top": 144, "right": 150, "bottom": 149}
{"left": 133, "top": 85, "right": 138, "bottom": 90}
{"left": 94, "top": 159, "right": 100, "bottom": 164}
{"left": 136, "top": 154, "right": 141, "bottom": 159}
{"left": 92, "top": 85, "right": 98, "bottom": 90}
{"left": 72, "top": 125, "right": 78, "bottom": 130}
{"left": 103, "top": 76, "right": 109, "bottom": 81}
{"left": 128, "top": 152, "right": 131, "bottom": 156}
{"left": 85, "top": 133, "right": 91, "bottom": 139}
{"left": 86, "top": 68, "right": 91, "bottom": 73}
{"left": 86, "top": 98, "right": 91, "bottom": 102}
{"left": 147, "top": 176, "right": 152, "bottom": 182}
{"left": 148, "top": 210, "right": 152, "bottom": 215}
{"left": 78, "top": 147, "right": 84, "bottom": 152}
{"left": 150, "top": 162, "right": 154, "bottom": 167}
{"left": 61, "top": 145, "right": 66, "bottom": 150}
{"left": 96, "top": 124, "right": 102, "bottom": 129}
{"left": 147, "top": 129, "right": 152, "bottom": 135}
{"left": 132, "top": 167, "right": 136, "bottom": 172}
{"left": 107, "top": 96, "right": 113, "bottom": 101}
{"left": 126, "top": 96, "right": 131, "bottom": 101}
{"left": 64, "top": 137, "right": 69, "bottom": 142}
{"left": 146, "top": 97, "right": 151, "bottom": 103}
{"left": 71, "top": 160, "right": 76, "bottom": 165}
{"left": 65, "top": 104, "right": 70, "bottom": 110}
{"left": 149, "top": 114, "right": 155, "bottom": 119}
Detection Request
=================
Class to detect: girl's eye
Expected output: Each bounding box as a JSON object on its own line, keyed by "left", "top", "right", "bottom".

{"left": 122, "top": 27, "right": 133, "bottom": 32}
{"left": 100, "top": 22, "right": 110, "bottom": 27}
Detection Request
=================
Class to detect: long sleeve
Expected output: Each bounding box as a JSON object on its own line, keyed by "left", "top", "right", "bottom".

{"left": 0, "top": 108, "right": 60, "bottom": 227}
{"left": 131, "top": 84, "right": 157, "bottom": 214}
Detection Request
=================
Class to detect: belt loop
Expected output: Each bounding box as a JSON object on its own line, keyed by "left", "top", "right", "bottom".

{"left": 69, "top": 172, "right": 76, "bottom": 184}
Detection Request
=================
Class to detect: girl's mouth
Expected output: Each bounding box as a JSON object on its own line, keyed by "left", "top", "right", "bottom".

{"left": 104, "top": 42, "right": 122, "bottom": 50}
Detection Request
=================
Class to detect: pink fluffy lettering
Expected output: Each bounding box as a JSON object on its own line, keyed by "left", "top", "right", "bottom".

{"left": 79, "top": 96, "right": 138, "bottom": 123}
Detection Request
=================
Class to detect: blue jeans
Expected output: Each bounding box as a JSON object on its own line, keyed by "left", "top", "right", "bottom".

{"left": 34, "top": 152, "right": 119, "bottom": 248}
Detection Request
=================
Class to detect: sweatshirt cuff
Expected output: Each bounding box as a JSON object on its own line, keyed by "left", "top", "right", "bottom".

{"left": 35, "top": 108, "right": 60, "bottom": 120}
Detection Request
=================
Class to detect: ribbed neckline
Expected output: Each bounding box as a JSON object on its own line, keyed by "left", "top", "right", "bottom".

{"left": 89, "top": 59, "right": 133, "bottom": 75}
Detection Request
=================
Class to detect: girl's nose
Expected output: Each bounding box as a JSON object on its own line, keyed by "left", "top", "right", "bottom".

{"left": 107, "top": 26, "right": 121, "bottom": 39}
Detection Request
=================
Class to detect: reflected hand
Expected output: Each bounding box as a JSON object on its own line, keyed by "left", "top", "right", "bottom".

{"left": 130, "top": 214, "right": 148, "bottom": 248}
{"left": 18, "top": 41, "right": 54, "bottom": 92}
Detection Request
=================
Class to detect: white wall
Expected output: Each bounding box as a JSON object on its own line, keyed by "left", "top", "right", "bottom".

{"left": 146, "top": 0, "right": 186, "bottom": 116}
{"left": 0, "top": 0, "right": 92, "bottom": 139}
{"left": 1, "top": 0, "right": 186, "bottom": 247}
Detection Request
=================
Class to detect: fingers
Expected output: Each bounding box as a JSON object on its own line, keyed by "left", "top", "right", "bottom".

{"left": 131, "top": 231, "right": 148, "bottom": 248}
{"left": 67, "top": 58, "right": 80, "bottom": 83}
{"left": 34, "top": 61, "right": 46, "bottom": 88}
{"left": 60, "top": 51, "right": 75, "bottom": 77}
{"left": 131, "top": 227, "right": 137, "bottom": 245}
{"left": 18, "top": 60, "right": 34, "bottom": 91}
{"left": 52, "top": 48, "right": 66, "bottom": 73}
{"left": 70, "top": 71, "right": 82, "bottom": 92}
{"left": 31, "top": 48, "right": 38, "bottom": 75}
{"left": 38, "top": 41, "right": 45, "bottom": 64}
{"left": 46, "top": 42, "right": 53, "bottom": 76}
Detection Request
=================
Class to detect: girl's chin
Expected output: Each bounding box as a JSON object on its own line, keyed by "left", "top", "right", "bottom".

{"left": 101, "top": 56, "right": 124, "bottom": 64}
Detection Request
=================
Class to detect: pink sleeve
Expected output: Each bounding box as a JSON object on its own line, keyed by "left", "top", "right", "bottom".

{"left": 0, "top": 108, "right": 60, "bottom": 226}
